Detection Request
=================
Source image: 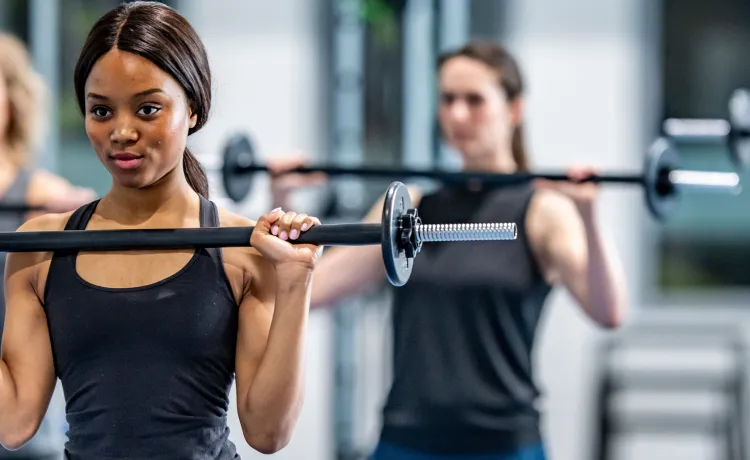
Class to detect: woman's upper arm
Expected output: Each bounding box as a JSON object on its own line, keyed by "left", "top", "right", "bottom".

{"left": 526, "top": 191, "right": 588, "bottom": 299}
{"left": 234, "top": 250, "right": 275, "bottom": 411}
{"left": 2, "top": 217, "right": 62, "bottom": 427}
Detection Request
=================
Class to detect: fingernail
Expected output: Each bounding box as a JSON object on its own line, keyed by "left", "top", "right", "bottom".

{"left": 301, "top": 223, "right": 308, "bottom": 231}
{"left": 272, "top": 225, "right": 279, "bottom": 235}
{"left": 279, "top": 231, "right": 288, "bottom": 240}
{"left": 271, "top": 207, "right": 283, "bottom": 213}
{"left": 290, "top": 229, "right": 298, "bottom": 239}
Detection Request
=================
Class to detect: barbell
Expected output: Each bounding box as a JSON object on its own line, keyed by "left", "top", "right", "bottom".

{"left": 0, "top": 182, "right": 516, "bottom": 287}
{"left": 0, "top": 204, "right": 45, "bottom": 214}
{"left": 662, "top": 87, "right": 750, "bottom": 169}
{"left": 220, "top": 134, "right": 741, "bottom": 221}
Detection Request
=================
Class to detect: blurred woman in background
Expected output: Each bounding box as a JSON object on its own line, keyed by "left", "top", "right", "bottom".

{"left": 0, "top": 32, "right": 96, "bottom": 460}
{"left": 269, "top": 40, "right": 629, "bottom": 460}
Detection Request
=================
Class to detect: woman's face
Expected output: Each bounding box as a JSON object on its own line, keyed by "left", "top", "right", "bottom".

{"left": 83, "top": 49, "right": 197, "bottom": 190}
{"left": 438, "top": 56, "right": 521, "bottom": 164}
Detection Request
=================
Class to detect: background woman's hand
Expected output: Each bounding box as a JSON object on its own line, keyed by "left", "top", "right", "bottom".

{"left": 534, "top": 165, "right": 600, "bottom": 212}
{"left": 267, "top": 153, "right": 328, "bottom": 209}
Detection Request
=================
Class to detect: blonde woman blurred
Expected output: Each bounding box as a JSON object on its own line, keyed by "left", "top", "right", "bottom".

{"left": 0, "top": 32, "right": 96, "bottom": 460}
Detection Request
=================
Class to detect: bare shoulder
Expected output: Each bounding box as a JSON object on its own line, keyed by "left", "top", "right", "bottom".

{"left": 528, "top": 188, "right": 578, "bottom": 224}
{"left": 17, "top": 211, "right": 73, "bottom": 233}
{"left": 6, "top": 211, "right": 74, "bottom": 289}
{"left": 406, "top": 184, "right": 424, "bottom": 204}
{"left": 217, "top": 206, "right": 256, "bottom": 229}
{"left": 215, "top": 207, "right": 267, "bottom": 292}
{"left": 526, "top": 188, "right": 581, "bottom": 247}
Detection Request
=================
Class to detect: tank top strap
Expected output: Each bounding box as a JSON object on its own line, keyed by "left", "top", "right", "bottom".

{"left": 198, "top": 196, "right": 236, "bottom": 303}
{"left": 64, "top": 200, "right": 100, "bottom": 231}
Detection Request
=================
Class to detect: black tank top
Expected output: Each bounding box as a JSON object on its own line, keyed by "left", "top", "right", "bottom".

{"left": 379, "top": 183, "right": 552, "bottom": 455}
{"left": 43, "top": 197, "right": 240, "bottom": 460}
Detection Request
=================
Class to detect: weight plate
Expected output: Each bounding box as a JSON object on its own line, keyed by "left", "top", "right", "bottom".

{"left": 222, "top": 133, "right": 256, "bottom": 203}
{"left": 381, "top": 181, "right": 414, "bottom": 286}
{"left": 644, "top": 137, "right": 681, "bottom": 221}
{"left": 728, "top": 88, "right": 750, "bottom": 170}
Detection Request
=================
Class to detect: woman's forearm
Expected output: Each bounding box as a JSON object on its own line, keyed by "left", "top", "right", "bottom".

{"left": 580, "top": 206, "right": 629, "bottom": 328}
{"left": 241, "top": 269, "right": 312, "bottom": 450}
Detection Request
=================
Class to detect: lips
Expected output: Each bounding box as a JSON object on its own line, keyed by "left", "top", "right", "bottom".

{"left": 112, "top": 152, "right": 141, "bottom": 161}
{"left": 110, "top": 152, "right": 143, "bottom": 170}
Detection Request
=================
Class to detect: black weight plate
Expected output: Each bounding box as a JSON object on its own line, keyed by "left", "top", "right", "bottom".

{"left": 222, "top": 133, "right": 256, "bottom": 203}
{"left": 728, "top": 88, "right": 750, "bottom": 170}
{"left": 381, "top": 181, "right": 413, "bottom": 286}
{"left": 644, "top": 137, "right": 681, "bottom": 221}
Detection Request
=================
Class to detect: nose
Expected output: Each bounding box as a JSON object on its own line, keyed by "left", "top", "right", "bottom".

{"left": 110, "top": 120, "right": 138, "bottom": 145}
{"left": 447, "top": 100, "right": 470, "bottom": 124}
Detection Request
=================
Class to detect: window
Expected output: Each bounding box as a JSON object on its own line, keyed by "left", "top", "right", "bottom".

{"left": 659, "top": 0, "right": 750, "bottom": 290}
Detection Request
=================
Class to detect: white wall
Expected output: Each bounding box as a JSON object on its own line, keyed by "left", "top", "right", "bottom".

{"left": 179, "top": 1, "right": 334, "bottom": 459}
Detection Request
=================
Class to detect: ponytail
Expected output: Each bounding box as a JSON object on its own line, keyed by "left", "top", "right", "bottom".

{"left": 183, "top": 148, "right": 209, "bottom": 198}
{"left": 511, "top": 124, "right": 529, "bottom": 172}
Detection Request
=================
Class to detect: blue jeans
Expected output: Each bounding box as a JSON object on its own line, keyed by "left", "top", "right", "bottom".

{"left": 371, "top": 441, "right": 547, "bottom": 460}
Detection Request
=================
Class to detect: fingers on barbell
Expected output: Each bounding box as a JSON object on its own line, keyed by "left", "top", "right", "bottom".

{"left": 289, "top": 214, "right": 321, "bottom": 241}
{"left": 271, "top": 211, "right": 312, "bottom": 241}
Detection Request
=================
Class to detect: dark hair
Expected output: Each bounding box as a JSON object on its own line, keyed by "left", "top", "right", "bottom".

{"left": 73, "top": 1, "right": 211, "bottom": 197}
{"left": 437, "top": 40, "right": 529, "bottom": 172}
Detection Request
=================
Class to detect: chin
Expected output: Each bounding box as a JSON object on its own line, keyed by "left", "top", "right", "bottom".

{"left": 109, "top": 172, "right": 149, "bottom": 190}
{"left": 456, "top": 148, "right": 485, "bottom": 165}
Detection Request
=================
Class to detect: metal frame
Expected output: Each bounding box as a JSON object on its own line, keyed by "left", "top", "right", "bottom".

{"left": 329, "top": 1, "right": 367, "bottom": 458}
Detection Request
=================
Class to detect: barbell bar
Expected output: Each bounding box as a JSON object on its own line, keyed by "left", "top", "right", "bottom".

{"left": 220, "top": 133, "right": 741, "bottom": 221}
{"left": 662, "top": 87, "right": 750, "bottom": 169}
{"left": 0, "top": 204, "right": 46, "bottom": 214}
{"left": 0, "top": 182, "right": 517, "bottom": 287}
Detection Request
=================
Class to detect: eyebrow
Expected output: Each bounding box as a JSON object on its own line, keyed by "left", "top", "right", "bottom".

{"left": 86, "top": 88, "right": 166, "bottom": 100}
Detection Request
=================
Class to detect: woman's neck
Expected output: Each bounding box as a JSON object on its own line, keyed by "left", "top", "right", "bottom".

{"left": 100, "top": 171, "right": 198, "bottom": 226}
{"left": 461, "top": 147, "right": 518, "bottom": 174}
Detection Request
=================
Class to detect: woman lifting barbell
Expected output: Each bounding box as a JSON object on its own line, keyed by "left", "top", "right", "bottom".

{"left": 269, "top": 40, "right": 630, "bottom": 460}
{"left": 0, "top": 2, "right": 323, "bottom": 458}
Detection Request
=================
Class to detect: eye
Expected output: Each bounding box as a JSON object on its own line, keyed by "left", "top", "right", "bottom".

{"left": 89, "top": 106, "right": 111, "bottom": 118}
{"left": 440, "top": 93, "right": 455, "bottom": 105}
{"left": 137, "top": 105, "right": 161, "bottom": 116}
{"left": 466, "top": 94, "right": 484, "bottom": 106}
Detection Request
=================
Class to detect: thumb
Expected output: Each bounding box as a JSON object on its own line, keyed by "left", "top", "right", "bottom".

{"left": 256, "top": 207, "right": 285, "bottom": 231}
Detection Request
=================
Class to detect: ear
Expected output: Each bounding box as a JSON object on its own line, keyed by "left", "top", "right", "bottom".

{"left": 509, "top": 96, "right": 524, "bottom": 128}
{"left": 188, "top": 104, "right": 198, "bottom": 129}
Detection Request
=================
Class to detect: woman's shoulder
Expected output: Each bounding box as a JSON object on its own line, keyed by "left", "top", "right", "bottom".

{"left": 17, "top": 210, "right": 74, "bottom": 233}
{"left": 6, "top": 211, "right": 75, "bottom": 284}
{"left": 214, "top": 205, "right": 262, "bottom": 265}
{"left": 216, "top": 206, "right": 256, "bottom": 229}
